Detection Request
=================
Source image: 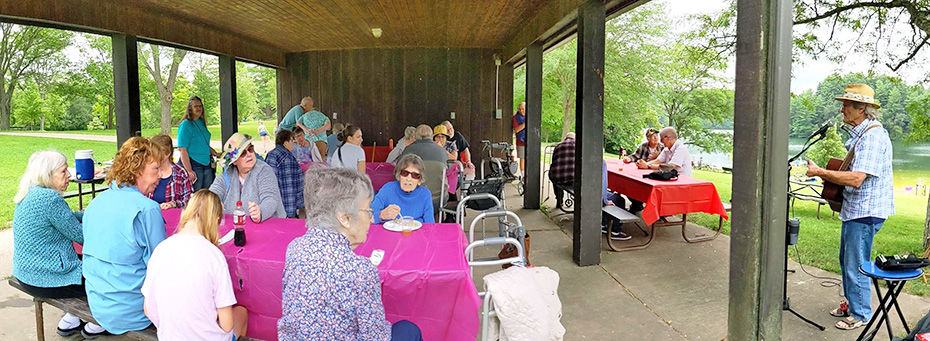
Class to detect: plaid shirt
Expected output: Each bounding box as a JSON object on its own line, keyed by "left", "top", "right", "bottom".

{"left": 839, "top": 119, "right": 895, "bottom": 221}
{"left": 146, "top": 163, "right": 192, "bottom": 208}
{"left": 548, "top": 138, "right": 575, "bottom": 186}
{"left": 630, "top": 141, "right": 659, "bottom": 162}
{"left": 266, "top": 145, "right": 305, "bottom": 218}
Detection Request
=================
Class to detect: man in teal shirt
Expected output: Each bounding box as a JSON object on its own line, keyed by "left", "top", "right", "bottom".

{"left": 276, "top": 96, "right": 313, "bottom": 134}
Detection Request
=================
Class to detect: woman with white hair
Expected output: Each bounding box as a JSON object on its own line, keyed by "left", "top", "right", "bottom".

{"left": 386, "top": 126, "right": 417, "bottom": 163}
{"left": 278, "top": 167, "right": 422, "bottom": 341}
{"left": 12, "top": 150, "right": 105, "bottom": 336}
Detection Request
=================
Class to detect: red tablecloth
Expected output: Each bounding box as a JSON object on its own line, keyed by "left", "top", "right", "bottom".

{"left": 300, "top": 161, "right": 460, "bottom": 194}
{"left": 157, "top": 210, "right": 478, "bottom": 340}
{"left": 605, "top": 159, "right": 728, "bottom": 225}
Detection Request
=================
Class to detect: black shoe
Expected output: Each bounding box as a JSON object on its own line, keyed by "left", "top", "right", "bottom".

{"left": 629, "top": 204, "right": 644, "bottom": 213}
{"left": 81, "top": 327, "right": 113, "bottom": 339}
{"left": 610, "top": 231, "right": 632, "bottom": 241}
{"left": 56, "top": 322, "right": 84, "bottom": 337}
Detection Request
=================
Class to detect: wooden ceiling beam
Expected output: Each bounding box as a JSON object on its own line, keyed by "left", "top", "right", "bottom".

{"left": 0, "top": 0, "right": 286, "bottom": 67}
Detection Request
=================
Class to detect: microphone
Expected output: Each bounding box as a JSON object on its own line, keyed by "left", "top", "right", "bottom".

{"left": 807, "top": 121, "right": 833, "bottom": 141}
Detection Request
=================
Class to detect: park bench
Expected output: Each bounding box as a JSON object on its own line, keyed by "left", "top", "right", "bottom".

{"left": 7, "top": 277, "right": 260, "bottom": 341}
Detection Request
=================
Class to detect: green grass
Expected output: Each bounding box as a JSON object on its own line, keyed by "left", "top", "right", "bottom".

{"left": 0, "top": 135, "right": 118, "bottom": 229}
{"left": 689, "top": 169, "right": 930, "bottom": 296}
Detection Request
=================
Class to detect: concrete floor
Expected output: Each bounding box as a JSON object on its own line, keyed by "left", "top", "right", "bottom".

{"left": 2, "top": 182, "right": 930, "bottom": 340}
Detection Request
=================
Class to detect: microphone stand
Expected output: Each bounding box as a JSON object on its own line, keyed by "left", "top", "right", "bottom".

{"left": 784, "top": 133, "right": 827, "bottom": 330}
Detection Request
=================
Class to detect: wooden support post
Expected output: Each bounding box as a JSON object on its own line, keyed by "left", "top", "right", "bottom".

{"left": 112, "top": 34, "right": 141, "bottom": 148}
{"left": 729, "top": 0, "right": 793, "bottom": 338}
{"left": 572, "top": 0, "right": 605, "bottom": 266}
{"left": 524, "top": 43, "right": 543, "bottom": 209}
{"left": 219, "top": 55, "right": 238, "bottom": 143}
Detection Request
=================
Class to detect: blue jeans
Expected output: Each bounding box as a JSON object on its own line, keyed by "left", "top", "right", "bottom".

{"left": 840, "top": 219, "right": 883, "bottom": 321}
{"left": 391, "top": 320, "right": 422, "bottom": 341}
{"left": 189, "top": 159, "right": 216, "bottom": 191}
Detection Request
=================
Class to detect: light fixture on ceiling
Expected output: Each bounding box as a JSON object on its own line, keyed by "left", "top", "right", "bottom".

{"left": 372, "top": 28, "right": 383, "bottom": 38}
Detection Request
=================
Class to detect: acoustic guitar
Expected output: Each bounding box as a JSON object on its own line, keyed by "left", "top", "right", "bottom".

{"left": 819, "top": 124, "right": 880, "bottom": 212}
{"left": 820, "top": 157, "right": 846, "bottom": 212}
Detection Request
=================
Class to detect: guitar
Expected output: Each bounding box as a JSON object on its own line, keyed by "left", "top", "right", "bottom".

{"left": 819, "top": 124, "right": 880, "bottom": 213}
{"left": 820, "top": 157, "right": 846, "bottom": 212}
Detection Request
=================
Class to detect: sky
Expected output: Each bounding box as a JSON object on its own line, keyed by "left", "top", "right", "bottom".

{"left": 663, "top": 0, "right": 926, "bottom": 93}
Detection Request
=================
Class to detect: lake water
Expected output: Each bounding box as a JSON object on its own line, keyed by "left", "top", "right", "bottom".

{"left": 690, "top": 133, "right": 930, "bottom": 172}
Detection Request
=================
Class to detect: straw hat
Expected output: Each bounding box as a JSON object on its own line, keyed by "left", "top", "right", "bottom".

{"left": 222, "top": 133, "right": 253, "bottom": 168}
{"left": 835, "top": 84, "right": 881, "bottom": 109}
{"left": 433, "top": 125, "right": 451, "bottom": 138}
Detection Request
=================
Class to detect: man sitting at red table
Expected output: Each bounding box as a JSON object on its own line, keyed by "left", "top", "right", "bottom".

{"left": 636, "top": 127, "right": 692, "bottom": 177}
{"left": 265, "top": 130, "right": 304, "bottom": 218}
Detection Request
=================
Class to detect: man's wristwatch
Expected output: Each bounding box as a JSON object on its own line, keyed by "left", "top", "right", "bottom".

{"left": 647, "top": 164, "right": 652, "bottom": 170}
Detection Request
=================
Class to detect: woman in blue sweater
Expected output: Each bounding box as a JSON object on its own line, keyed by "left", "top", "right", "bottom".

{"left": 371, "top": 154, "right": 434, "bottom": 223}
{"left": 12, "top": 151, "right": 104, "bottom": 336}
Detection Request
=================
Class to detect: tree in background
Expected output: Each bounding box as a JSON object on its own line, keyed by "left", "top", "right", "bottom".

{"left": 190, "top": 55, "right": 220, "bottom": 124}
{"left": 140, "top": 43, "right": 187, "bottom": 134}
{"left": 236, "top": 61, "right": 259, "bottom": 121}
{"left": 806, "top": 126, "right": 847, "bottom": 168}
{"left": 0, "top": 23, "right": 71, "bottom": 129}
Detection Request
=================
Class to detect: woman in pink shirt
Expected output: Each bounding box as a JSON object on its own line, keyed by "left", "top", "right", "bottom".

{"left": 142, "top": 190, "right": 248, "bottom": 340}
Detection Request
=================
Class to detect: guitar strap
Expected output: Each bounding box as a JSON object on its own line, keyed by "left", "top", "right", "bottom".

{"left": 838, "top": 123, "right": 881, "bottom": 172}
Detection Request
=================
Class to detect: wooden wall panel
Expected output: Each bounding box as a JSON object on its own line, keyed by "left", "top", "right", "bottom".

{"left": 278, "top": 48, "right": 511, "bottom": 148}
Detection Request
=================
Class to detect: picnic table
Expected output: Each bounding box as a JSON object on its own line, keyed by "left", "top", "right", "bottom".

{"left": 788, "top": 179, "right": 831, "bottom": 219}
{"left": 66, "top": 173, "right": 107, "bottom": 210}
{"left": 159, "top": 210, "right": 479, "bottom": 340}
{"left": 605, "top": 159, "right": 729, "bottom": 250}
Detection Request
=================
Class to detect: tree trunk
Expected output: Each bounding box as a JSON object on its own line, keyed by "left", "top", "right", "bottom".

{"left": 107, "top": 103, "right": 114, "bottom": 129}
{"left": 159, "top": 91, "right": 174, "bottom": 135}
{"left": 0, "top": 89, "right": 12, "bottom": 130}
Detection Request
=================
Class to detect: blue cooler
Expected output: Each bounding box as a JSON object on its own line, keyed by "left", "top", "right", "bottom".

{"left": 74, "top": 150, "right": 95, "bottom": 180}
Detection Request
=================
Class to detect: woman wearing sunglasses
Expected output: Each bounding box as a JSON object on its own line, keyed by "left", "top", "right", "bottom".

{"left": 370, "top": 154, "right": 434, "bottom": 223}
{"left": 210, "top": 133, "right": 286, "bottom": 222}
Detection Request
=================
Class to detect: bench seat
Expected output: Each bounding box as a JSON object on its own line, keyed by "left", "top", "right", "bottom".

{"left": 8, "top": 277, "right": 260, "bottom": 341}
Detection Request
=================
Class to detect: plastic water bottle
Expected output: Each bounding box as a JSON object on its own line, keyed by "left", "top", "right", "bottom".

{"left": 233, "top": 201, "right": 247, "bottom": 246}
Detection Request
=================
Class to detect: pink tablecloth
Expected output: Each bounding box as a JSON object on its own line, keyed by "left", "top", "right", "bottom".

{"left": 159, "top": 209, "right": 479, "bottom": 341}
{"left": 300, "top": 161, "right": 461, "bottom": 193}
{"left": 605, "top": 159, "right": 728, "bottom": 225}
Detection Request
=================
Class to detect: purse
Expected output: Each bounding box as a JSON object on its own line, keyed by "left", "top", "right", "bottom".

{"left": 643, "top": 169, "right": 678, "bottom": 181}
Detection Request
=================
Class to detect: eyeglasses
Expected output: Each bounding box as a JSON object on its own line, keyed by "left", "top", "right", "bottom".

{"left": 399, "top": 170, "right": 421, "bottom": 180}
{"left": 358, "top": 207, "right": 373, "bottom": 218}
{"left": 244, "top": 145, "right": 255, "bottom": 154}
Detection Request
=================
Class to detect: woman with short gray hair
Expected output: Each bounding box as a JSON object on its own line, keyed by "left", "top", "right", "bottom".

{"left": 385, "top": 126, "right": 418, "bottom": 163}
{"left": 278, "top": 167, "right": 422, "bottom": 340}
{"left": 370, "top": 154, "right": 434, "bottom": 223}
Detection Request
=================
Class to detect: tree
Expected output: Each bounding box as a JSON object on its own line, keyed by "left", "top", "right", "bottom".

{"left": 0, "top": 23, "right": 71, "bottom": 129}
{"left": 140, "top": 43, "right": 187, "bottom": 134}
{"left": 59, "top": 97, "right": 95, "bottom": 130}
{"left": 806, "top": 125, "right": 847, "bottom": 167}
{"left": 190, "top": 55, "right": 220, "bottom": 124}
{"left": 235, "top": 62, "right": 259, "bottom": 121}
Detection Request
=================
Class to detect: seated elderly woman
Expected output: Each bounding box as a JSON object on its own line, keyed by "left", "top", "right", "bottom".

{"left": 370, "top": 154, "right": 435, "bottom": 224}
{"left": 278, "top": 167, "right": 422, "bottom": 341}
{"left": 210, "top": 133, "right": 286, "bottom": 222}
{"left": 82, "top": 137, "right": 168, "bottom": 337}
{"left": 146, "top": 134, "right": 193, "bottom": 209}
{"left": 12, "top": 151, "right": 105, "bottom": 336}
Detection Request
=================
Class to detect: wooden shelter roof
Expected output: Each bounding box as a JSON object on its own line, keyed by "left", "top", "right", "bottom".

{"left": 1, "top": 0, "right": 643, "bottom": 67}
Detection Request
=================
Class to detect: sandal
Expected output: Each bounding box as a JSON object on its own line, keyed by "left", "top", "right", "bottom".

{"left": 830, "top": 301, "right": 849, "bottom": 317}
{"left": 835, "top": 317, "right": 866, "bottom": 330}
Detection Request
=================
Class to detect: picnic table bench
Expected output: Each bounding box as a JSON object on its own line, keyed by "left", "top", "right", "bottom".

{"left": 8, "top": 277, "right": 261, "bottom": 341}
{"left": 789, "top": 179, "right": 832, "bottom": 219}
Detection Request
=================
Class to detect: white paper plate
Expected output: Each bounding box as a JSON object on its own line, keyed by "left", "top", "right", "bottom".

{"left": 383, "top": 220, "right": 423, "bottom": 232}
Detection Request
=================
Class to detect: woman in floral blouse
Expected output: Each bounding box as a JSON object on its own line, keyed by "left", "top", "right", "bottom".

{"left": 277, "top": 167, "right": 421, "bottom": 341}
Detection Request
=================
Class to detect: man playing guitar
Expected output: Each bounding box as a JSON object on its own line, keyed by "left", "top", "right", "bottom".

{"left": 805, "top": 84, "right": 895, "bottom": 331}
